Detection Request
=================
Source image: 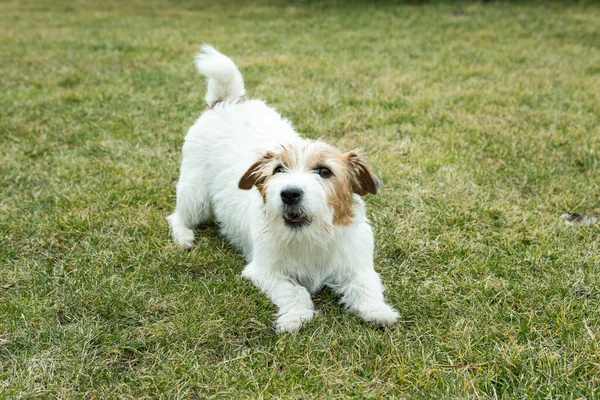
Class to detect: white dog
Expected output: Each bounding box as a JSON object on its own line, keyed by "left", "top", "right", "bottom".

{"left": 168, "top": 45, "right": 398, "bottom": 333}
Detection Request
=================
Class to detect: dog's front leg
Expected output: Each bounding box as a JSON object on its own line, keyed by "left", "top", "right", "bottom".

{"left": 335, "top": 267, "right": 399, "bottom": 327}
{"left": 242, "top": 262, "right": 314, "bottom": 333}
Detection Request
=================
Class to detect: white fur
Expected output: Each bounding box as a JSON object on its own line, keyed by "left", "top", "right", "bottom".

{"left": 194, "top": 44, "right": 245, "bottom": 105}
{"left": 168, "top": 45, "right": 398, "bottom": 333}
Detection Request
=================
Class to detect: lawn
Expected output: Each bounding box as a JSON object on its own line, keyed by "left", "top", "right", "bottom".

{"left": 1, "top": 0, "right": 599, "bottom": 397}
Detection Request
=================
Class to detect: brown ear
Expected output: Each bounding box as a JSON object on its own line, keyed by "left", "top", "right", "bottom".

{"left": 345, "top": 152, "right": 381, "bottom": 196}
{"left": 238, "top": 160, "right": 264, "bottom": 190}
{"left": 238, "top": 152, "right": 275, "bottom": 190}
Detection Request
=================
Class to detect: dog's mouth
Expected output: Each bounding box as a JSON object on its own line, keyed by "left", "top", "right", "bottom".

{"left": 283, "top": 211, "right": 311, "bottom": 229}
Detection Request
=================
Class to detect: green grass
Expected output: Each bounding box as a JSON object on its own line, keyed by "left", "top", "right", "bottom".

{"left": 2, "top": 0, "right": 600, "bottom": 397}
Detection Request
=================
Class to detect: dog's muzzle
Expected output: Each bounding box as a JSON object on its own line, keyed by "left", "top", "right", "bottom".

{"left": 281, "top": 187, "right": 310, "bottom": 228}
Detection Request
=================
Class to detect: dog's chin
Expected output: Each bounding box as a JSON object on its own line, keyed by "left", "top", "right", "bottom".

{"left": 283, "top": 211, "right": 311, "bottom": 229}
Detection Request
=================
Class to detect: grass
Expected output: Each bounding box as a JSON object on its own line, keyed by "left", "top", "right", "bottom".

{"left": 1, "top": 0, "right": 600, "bottom": 397}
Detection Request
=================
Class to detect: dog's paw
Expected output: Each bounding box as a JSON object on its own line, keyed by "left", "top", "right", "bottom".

{"left": 173, "top": 230, "right": 195, "bottom": 251}
{"left": 361, "top": 305, "right": 399, "bottom": 327}
{"left": 175, "top": 235, "right": 195, "bottom": 251}
{"left": 276, "top": 308, "right": 314, "bottom": 334}
{"left": 167, "top": 214, "right": 195, "bottom": 250}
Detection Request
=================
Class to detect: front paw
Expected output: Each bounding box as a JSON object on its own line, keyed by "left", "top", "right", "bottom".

{"left": 361, "top": 305, "right": 399, "bottom": 327}
{"left": 276, "top": 308, "right": 314, "bottom": 334}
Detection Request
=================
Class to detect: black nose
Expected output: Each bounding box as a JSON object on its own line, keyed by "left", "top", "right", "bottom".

{"left": 281, "top": 188, "right": 303, "bottom": 206}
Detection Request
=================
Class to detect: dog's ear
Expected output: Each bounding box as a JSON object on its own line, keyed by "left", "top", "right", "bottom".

{"left": 238, "top": 152, "right": 275, "bottom": 190}
{"left": 344, "top": 152, "right": 382, "bottom": 196}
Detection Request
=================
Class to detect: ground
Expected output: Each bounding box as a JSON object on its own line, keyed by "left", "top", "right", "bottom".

{"left": 1, "top": 0, "right": 599, "bottom": 398}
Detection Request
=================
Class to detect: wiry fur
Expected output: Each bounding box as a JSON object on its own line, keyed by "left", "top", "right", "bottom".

{"left": 168, "top": 45, "right": 398, "bottom": 333}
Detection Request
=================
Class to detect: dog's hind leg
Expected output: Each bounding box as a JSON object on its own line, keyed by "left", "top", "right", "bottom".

{"left": 167, "top": 211, "right": 195, "bottom": 250}
{"left": 167, "top": 174, "right": 211, "bottom": 250}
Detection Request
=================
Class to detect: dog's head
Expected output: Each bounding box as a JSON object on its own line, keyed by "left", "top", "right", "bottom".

{"left": 238, "top": 141, "right": 380, "bottom": 233}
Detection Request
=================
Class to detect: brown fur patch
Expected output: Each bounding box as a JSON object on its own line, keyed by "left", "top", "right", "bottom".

{"left": 278, "top": 144, "right": 298, "bottom": 168}
{"left": 328, "top": 185, "right": 355, "bottom": 226}
{"left": 306, "top": 147, "right": 357, "bottom": 226}
{"left": 204, "top": 95, "right": 248, "bottom": 112}
{"left": 303, "top": 147, "right": 382, "bottom": 226}
{"left": 256, "top": 181, "right": 269, "bottom": 203}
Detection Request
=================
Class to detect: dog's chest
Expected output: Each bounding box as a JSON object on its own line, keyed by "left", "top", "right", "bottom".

{"left": 275, "top": 244, "right": 341, "bottom": 293}
{"left": 288, "top": 265, "right": 332, "bottom": 294}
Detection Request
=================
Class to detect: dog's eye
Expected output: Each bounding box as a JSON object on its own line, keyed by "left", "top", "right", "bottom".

{"left": 273, "top": 165, "right": 285, "bottom": 175}
{"left": 316, "top": 166, "right": 333, "bottom": 178}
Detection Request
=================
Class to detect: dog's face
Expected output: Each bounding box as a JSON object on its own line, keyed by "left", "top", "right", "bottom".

{"left": 239, "top": 141, "right": 380, "bottom": 232}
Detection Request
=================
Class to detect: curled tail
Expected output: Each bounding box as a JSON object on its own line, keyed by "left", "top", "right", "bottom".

{"left": 195, "top": 44, "right": 245, "bottom": 106}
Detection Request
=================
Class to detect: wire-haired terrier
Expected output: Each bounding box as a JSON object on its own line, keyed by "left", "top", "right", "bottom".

{"left": 168, "top": 45, "right": 398, "bottom": 333}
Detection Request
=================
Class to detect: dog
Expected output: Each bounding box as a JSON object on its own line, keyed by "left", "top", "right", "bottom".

{"left": 168, "top": 45, "right": 398, "bottom": 333}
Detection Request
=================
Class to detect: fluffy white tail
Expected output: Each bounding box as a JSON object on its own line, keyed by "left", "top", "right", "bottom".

{"left": 195, "top": 44, "right": 245, "bottom": 106}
